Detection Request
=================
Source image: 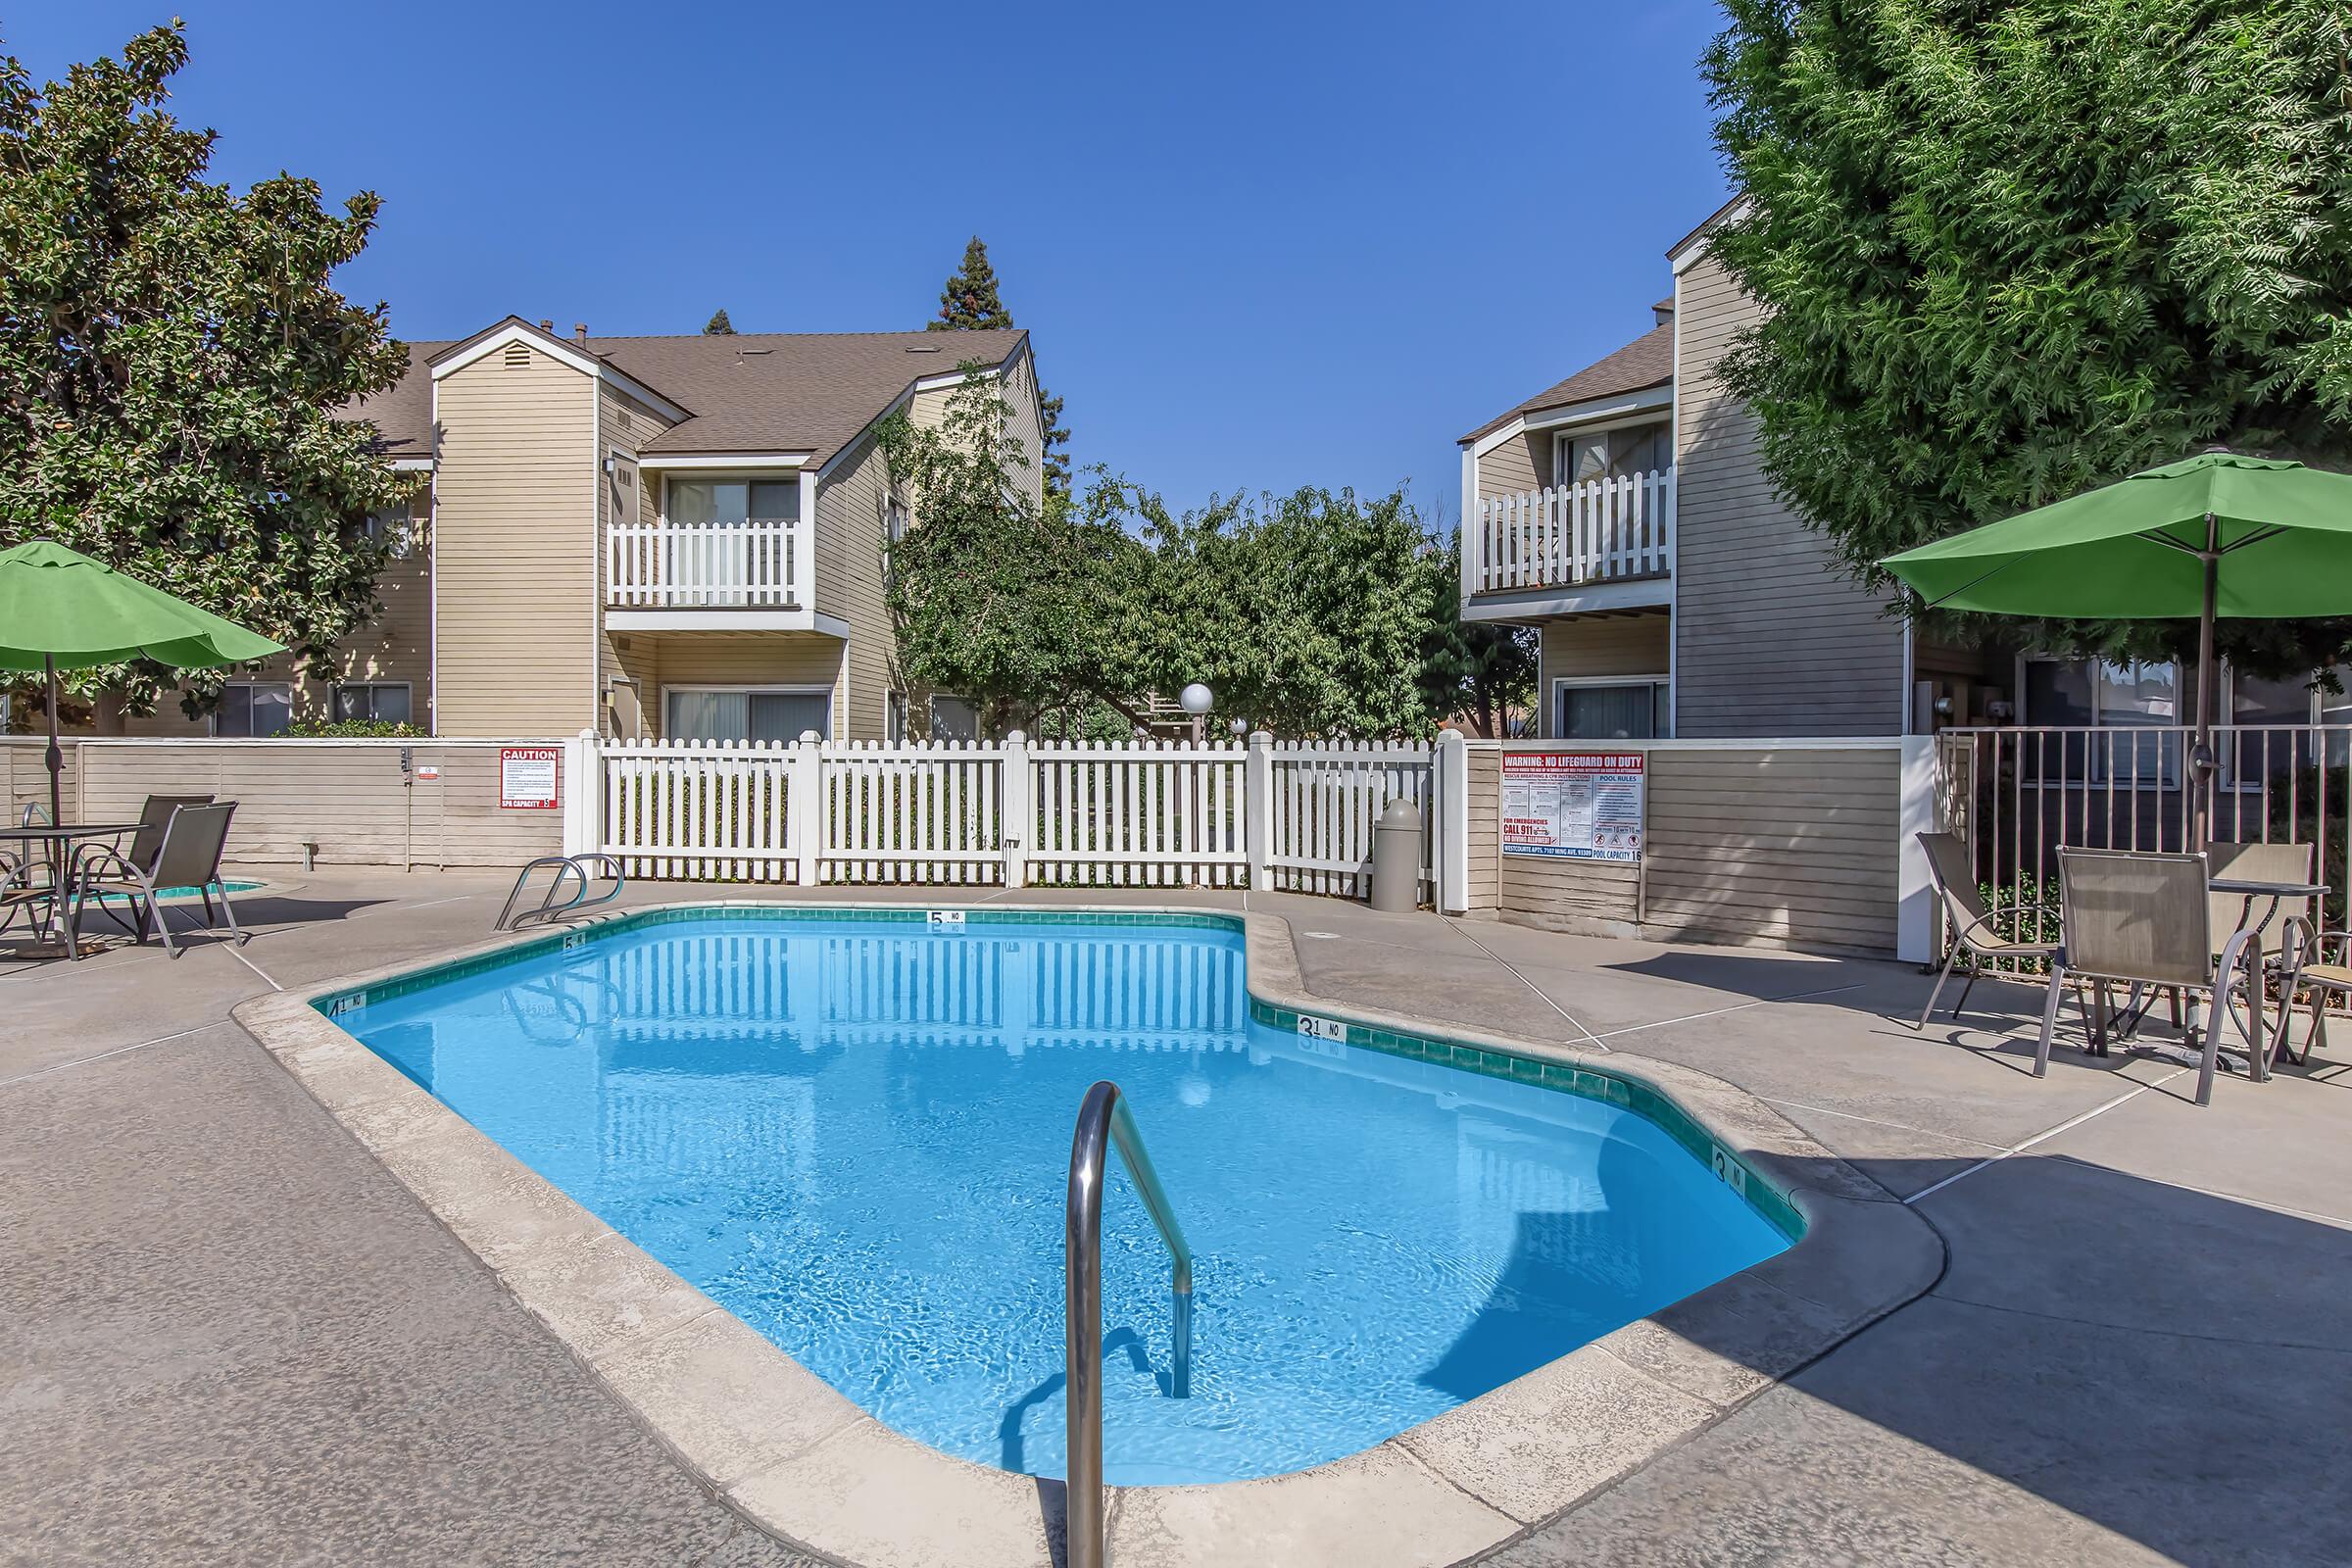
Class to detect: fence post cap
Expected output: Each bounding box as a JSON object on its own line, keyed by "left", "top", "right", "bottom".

{"left": 1005, "top": 729, "right": 1027, "bottom": 745}
{"left": 798, "top": 730, "right": 821, "bottom": 743}
{"left": 1248, "top": 729, "right": 1274, "bottom": 746}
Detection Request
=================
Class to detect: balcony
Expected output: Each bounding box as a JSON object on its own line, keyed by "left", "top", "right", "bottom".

{"left": 608, "top": 519, "right": 801, "bottom": 610}
{"left": 1465, "top": 468, "right": 1673, "bottom": 614}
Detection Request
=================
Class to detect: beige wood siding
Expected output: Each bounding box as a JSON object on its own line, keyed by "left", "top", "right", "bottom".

{"left": 1642, "top": 746, "right": 1898, "bottom": 952}
{"left": 909, "top": 352, "right": 1046, "bottom": 509}
{"left": 1484, "top": 741, "right": 1900, "bottom": 954}
{"left": 71, "top": 740, "right": 563, "bottom": 867}
{"left": 594, "top": 380, "right": 678, "bottom": 736}
{"left": 110, "top": 493, "right": 435, "bottom": 737}
{"left": 814, "top": 429, "right": 896, "bottom": 741}
{"left": 435, "top": 345, "right": 598, "bottom": 736}
{"left": 1476, "top": 430, "right": 1546, "bottom": 504}
{"left": 2, "top": 738, "right": 78, "bottom": 820}
{"left": 1537, "top": 613, "right": 1673, "bottom": 737}
{"left": 1673, "top": 248, "right": 1904, "bottom": 738}
{"left": 1463, "top": 742, "right": 1500, "bottom": 912}
{"left": 636, "top": 632, "right": 847, "bottom": 741}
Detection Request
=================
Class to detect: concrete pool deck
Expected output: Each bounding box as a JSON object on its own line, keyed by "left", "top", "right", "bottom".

{"left": 5, "top": 872, "right": 2351, "bottom": 1566}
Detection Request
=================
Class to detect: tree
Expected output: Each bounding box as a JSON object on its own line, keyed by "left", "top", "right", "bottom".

{"left": 0, "top": 23, "right": 408, "bottom": 717}
{"left": 1421, "top": 529, "right": 1537, "bottom": 737}
{"left": 926, "top": 235, "right": 1073, "bottom": 497}
{"left": 880, "top": 372, "right": 1457, "bottom": 739}
{"left": 703, "top": 308, "right": 735, "bottom": 334}
{"left": 876, "top": 368, "right": 1154, "bottom": 734}
{"left": 1704, "top": 0, "right": 2352, "bottom": 676}
{"left": 1152, "top": 486, "right": 1446, "bottom": 738}
{"left": 928, "top": 236, "right": 1012, "bottom": 330}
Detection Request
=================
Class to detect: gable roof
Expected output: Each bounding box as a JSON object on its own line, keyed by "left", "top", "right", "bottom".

{"left": 347, "top": 318, "right": 1030, "bottom": 467}
{"left": 1459, "top": 322, "right": 1674, "bottom": 446}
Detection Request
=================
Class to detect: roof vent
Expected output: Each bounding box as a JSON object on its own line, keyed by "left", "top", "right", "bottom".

{"left": 905, "top": 344, "right": 943, "bottom": 354}
{"left": 503, "top": 341, "right": 532, "bottom": 368}
{"left": 538, "top": 318, "right": 554, "bottom": 332}
{"left": 574, "top": 323, "right": 589, "bottom": 345}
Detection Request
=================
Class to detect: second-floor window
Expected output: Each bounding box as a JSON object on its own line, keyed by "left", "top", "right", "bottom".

{"left": 1555, "top": 421, "right": 1670, "bottom": 488}
{"left": 665, "top": 477, "right": 800, "bottom": 527}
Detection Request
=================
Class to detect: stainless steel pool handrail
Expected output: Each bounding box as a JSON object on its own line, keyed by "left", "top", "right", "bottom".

{"left": 1066, "top": 1079, "right": 1193, "bottom": 1568}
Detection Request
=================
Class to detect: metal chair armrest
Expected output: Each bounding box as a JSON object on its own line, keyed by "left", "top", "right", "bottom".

{"left": 68, "top": 842, "right": 142, "bottom": 889}
{"left": 1957, "top": 904, "right": 2058, "bottom": 949}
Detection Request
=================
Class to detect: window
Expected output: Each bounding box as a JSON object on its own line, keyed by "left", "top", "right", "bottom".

{"left": 664, "top": 477, "right": 800, "bottom": 527}
{"left": 2022, "top": 657, "right": 2325, "bottom": 784}
{"left": 929, "top": 695, "right": 980, "bottom": 742}
{"left": 664, "top": 687, "right": 829, "bottom": 744}
{"left": 332, "top": 682, "right": 412, "bottom": 725}
{"left": 363, "top": 496, "right": 423, "bottom": 559}
{"left": 1555, "top": 421, "right": 1670, "bottom": 488}
{"left": 216, "top": 682, "right": 293, "bottom": 738}
{"left": 1553, "top": 678, "right": 1669, "bottom": 741}
{"left": 886, "top": 691, "right": 909, "bottom": 744}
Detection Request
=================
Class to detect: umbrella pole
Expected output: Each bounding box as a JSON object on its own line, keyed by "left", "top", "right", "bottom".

{"left": 43, "top": 654, "right": 62, "bottom": 828}
{"left": 2191, "top": 514, "right": 2217, "bottom": 852}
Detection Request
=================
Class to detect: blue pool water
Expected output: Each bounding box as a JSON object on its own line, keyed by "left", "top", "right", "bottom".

{"left": 338, "top": 913, "right": 1788, "bottom": 1484}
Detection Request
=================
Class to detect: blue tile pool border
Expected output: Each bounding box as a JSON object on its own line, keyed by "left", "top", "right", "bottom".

{"left": 311, "top": 903, "right": 1802, "bottom": 1242}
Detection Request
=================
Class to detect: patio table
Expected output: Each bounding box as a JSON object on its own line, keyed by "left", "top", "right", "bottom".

{"left": 2210, "top": 874, "right": 2333, "bottom": 1078}
{"left": 0, "top": 822, "right": 146, "bottom": 956}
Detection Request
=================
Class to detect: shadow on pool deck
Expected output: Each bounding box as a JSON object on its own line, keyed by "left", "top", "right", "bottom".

{"left": 1477, "top": 1152, "right": 2352, "bottom": 1568}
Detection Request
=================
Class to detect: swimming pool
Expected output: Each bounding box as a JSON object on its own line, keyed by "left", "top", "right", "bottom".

{"left": 331, "top": 910, "right": 1790, "bottom": 1485}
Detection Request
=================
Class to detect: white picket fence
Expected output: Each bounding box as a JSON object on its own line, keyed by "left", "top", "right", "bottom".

{"left": 576, "top": 730, "right": 1469, "bottom": 907}
{"left": 1265, "top": 743, "right": 1436, "bottom": 895}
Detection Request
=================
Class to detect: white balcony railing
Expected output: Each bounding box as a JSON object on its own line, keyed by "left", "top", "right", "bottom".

{"left": 1470, "top": 468, "right": 1673, "bottom": 595}
{"left": 608, "top": 519, "right": 800, "bottom": 608}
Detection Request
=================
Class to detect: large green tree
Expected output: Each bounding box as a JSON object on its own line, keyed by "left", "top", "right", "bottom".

{"left": 880, "top": 371, "right": 1451, "bottom": 739}
{"left": 703, "top": 308, "right": 735, "bottom": 334}
{"left": 0, "top": 23, "right": 408, "bottom": 716}
{"left": 877, "top": 368, "right": 1155, "bottom": 734}
{"left": 1705, "top": 0, "right": 2352, "bottom": 674}
{"left": 927, "top": 235, "right": 1073, "bottom": 498}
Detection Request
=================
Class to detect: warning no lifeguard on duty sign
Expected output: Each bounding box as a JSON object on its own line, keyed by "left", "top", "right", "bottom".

{"left": 1499, "top": 752, "right": 1644, "bottom": 861}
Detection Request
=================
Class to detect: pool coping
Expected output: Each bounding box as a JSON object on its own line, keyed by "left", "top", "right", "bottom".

{"left": 229, "top": 901, "right": 1943, "bottom": 1568}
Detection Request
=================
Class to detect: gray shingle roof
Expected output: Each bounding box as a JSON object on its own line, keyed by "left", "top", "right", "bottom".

{"left": 1459, "top": 323, "right": 1674, "bottom": 446}
{"left": 344, "top": 321, "right": 1029, "bottom": 466}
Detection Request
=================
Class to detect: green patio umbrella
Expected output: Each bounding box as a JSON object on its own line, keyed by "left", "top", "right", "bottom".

{"left": 0, "top": 539, "right": 285, "bottom": 825}
{"left": 1883, "top": 453, "right": 2352, "bottom": 840}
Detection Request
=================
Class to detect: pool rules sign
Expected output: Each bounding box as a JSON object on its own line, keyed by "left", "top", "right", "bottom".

{"left": 1500, "top": 752, "right": 1644, "bottom": 860}
{"left": 499, "top": 746, "right": 562, "bottom": 810}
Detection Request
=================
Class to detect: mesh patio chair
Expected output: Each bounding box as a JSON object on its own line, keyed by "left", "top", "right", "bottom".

{"left": 2202, "top": 840, "right": 2315, "bottom": 1050}
{"left": 64, "top": 802, "right": 244, "bottom": 960}
{"left": 0, "top": 849, "right": 53, "bottom": 939}
{"left": 2037, "top": 848, "right": 2265, "bottom": 1106}
{"left": 1915, "top": 832, "right": 2063, "bottom": 1028}
{"left": 79, "top": 793, "right": 214, "bottom": 934}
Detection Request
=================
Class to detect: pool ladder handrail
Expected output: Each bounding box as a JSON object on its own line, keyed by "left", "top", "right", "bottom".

{"left": 1066, "top": 1079, "right": 1193, "bottom": 1568}
{"left": 495, "top": 854, "right": 626, "bottom": 932}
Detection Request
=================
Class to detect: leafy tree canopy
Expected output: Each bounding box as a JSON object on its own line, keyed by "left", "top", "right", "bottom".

{"left": 0, "top": 23, "right": 408, "bottom": 714}
{"left": 926, "top": 234, "right": 1072, "bottom": 497}
{"left": 703, "top": 308, "right": 735, "bottom": 334}
{"left": 879, "top": 372, "right": 1462, "bottom": 739}
{"left": 1421, "top": 529, "right": 1538, "bottom": 737}
{"left": 1705, "top": 0, "right": 2352, "bottom": 676}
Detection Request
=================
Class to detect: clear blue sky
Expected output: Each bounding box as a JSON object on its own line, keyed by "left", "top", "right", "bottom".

{"left": 11, "top": 2, "right": 1733, "bottom": 523}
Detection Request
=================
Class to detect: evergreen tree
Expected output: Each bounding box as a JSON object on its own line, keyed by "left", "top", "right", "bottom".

{"left": 928, "top": 236, "right": 1012, "bottom": 330}
{"left": 1704, "top": 0, "right": 2352, "bottom": 675}
{"left": 703, "top": 308, "right": 735, "bottom": 334}
{"left": 0, "top": 23, "right": 408, "bottom": 719}
{"left": 926, "top": 236, "right": 1073, "bottom": 496}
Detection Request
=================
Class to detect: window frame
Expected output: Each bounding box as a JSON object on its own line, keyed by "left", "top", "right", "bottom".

{"left": 2016, "top": 655, "right": 2326, "bottom": 789}
{"left": 659, "top": 473, "right": 803, "bottom": 528}
{"left": 213, "top": 679, "right": 295, "bottom": 739}
{"left": 330, "top": 681, "right": 414, "bottom": 726}
{"left": 659, "top": 682, "right": 833, "bottom": 745}
{"left": 1549, "top": 415, "right": 1674, "bottom": 489}
{"left": 1549, "top": 673, "right": 1671, "bottom": 742}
